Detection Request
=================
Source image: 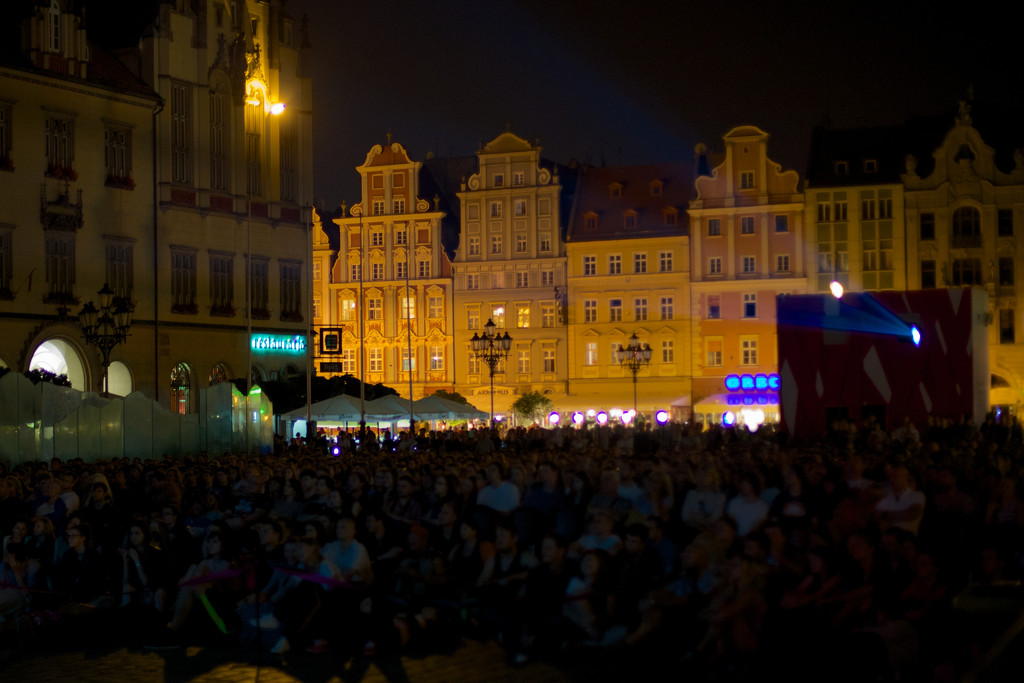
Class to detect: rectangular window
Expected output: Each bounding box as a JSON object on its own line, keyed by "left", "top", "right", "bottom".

{"left": 491, "top": 272, "right": 504, "bottom": 289}
{"left": 541, "top": 270, "right": 554, "bottom": 286}
{"left": 609, "top": 298, "right": 622, "bottom": 322}
{"left": 350, "top": 263, "right": 361, "bottom": 282}
{"left": 402, "top": 348, "right": 416, "bottom": 372}
{"left": 342, "top": 349, "right": 356, "bottom": 374}
{"left": 920, "top": 213, "right": 935, "bottom": 240}
{"left": 395, "top": 260, "right": 407, "bottom": 279}
{"left": 543, "top": 348, "right": 555, "bottom": 372}
{"left": 45, "top": 233, "right": 75, "bottom": 301}
{"left": 490, "top": 201, "right": 502, "bottom": 218}
{"left": 662, "top": 340, "right": 674, "bottom": 363}
{"left": 515, "top": 271, "right": 529, "bottom": 288}
{"left": 1000, "top": 310, "right": 1015, "bottom": 344}
{"left": 952, "top": 258, "right": 983, "bottom": 286}
{"left": 429, "top": 295, "right": 443, "bottom": 318}
{"left": 878, "top": 190, "right": 892, "bottom": 219}
{"left": 584, "top": 299, "right": 597, "bottom": 323}
{"left": 491, "top": 235, "right": 502, "bottom": 254}
{"left": 740, "top": 171, "right": 755, "bottom": 189}
{"left": 104, "top": 126, "right": 132, "bottom": 184}
{"left": 393, "top": 197, "right": 405, "bottom": 214}
{"left": 542, "top": 305, "right": 555, "bottom": 328}
{"left": 834, "top": 197, "right": 848, "bottom": 221}
{"left": 313, "top": 294, "right": 321, "bottom": 320}
{"left": 372, "top": 199, "right": 385, "bottom": 216}
{"left": 468, "top": 236, "right": 480, "bottom": 255}
{"left": 708, "top": 219, "right": 721, "bottom": 236}
{"left": 585, "top": 342, "right": 598, "bottom": 366}
{"left": 707, "top": 295, "right": 720, "bottom": 319}
{"left": 608, "top": 254, "right": 622, "bottom": 275}
{"left": 171, "top": 249, "right": 196, "bottom": 311}
{"left": 418, "top": 260, "right": 430, "bottom": 278}
{"left": 634, "top": 253, "right": 647, "bottom": 274}
{"left": 430, "top": 346, "right": 444, "bottom": 371}
{"left": 742, "top": 256, "right": 756, "bottom": 273}
{"left": 171, "top": 83, "right": 191, "bottom": 183}
{"left": 741, "top": 338, "right": 758, "bottom": 365}
{"left": 583, "top": 255, "right": 596, "bottom": 276}
{"left": 999, "top": 209, "right": 1014, "bottom": 237}
{"left": 367, "top": 297, "right": 382, "bottom": 320}
{"left": 209, "top": 254, "right": 233, "bottom": 312}
{"left": 395, "top": 228, "right": 407, "bottom": 245}
{"left": 1000, "top": 257, "right": 1014, "bottom": 287}
{"left": 513, "top": 171, "right": 525, "bottom": 186}
{"left": 708, "top": 257, "right": 722, "bottom": 275}
{"left": 493, "top": 173, "right": 504, "bottom": 187}
{"left": 514, "top": 199, "right": 527, "bottom": 217}
{"left": 251, "top": 259, "right": 268, "bottom": 314}
{"left": 401, "top": 295, "right": 416, "bottom": 319}
{"left": 105, "top": 241, "right": 133, "bottom": 300}
{"left": 467, "top": 355, "right": 480, "bottom": 376}
{"left": 371, "top": 262, "right": 383, "bottom": 280}
{"left": 921, "top": 260, "right": 936, "bottom": 289}
{"left": 539, "top": 236, "right": 551, "bottom": 252}
{"left": 660, "top": 296, "right": 673, "bottom": 320}
{"left": 45, "top": 116, "right": 74, "bottom": 174}
{"left": 517, "top": 305, "right": 530, "bottom": 328}
{"left": 491, "top": 305, "right": 506, "bottom": 328}
{"left": 741, "top": 217, "right": 754, "bottom": 234}
{"left": 775, "top": 215, "right": 788, "bottom": 233}
{"left": 517, "top": 349, "right": 530, "bottom": 374}
{"left": 467, "top": 307, "right": 480, "bottom": 330}
{"left": 516, "top": 233, "right": 527, "bottom": 253}
{"left": 634, "top": 297, "right": 648, "bottom": 321}
{"left": 659, "top": 251, "right": 673, "bottom": 272}
{"left": 861, "top": 192, "right": 876, "bottom": 220}
{"left": 371, "top": 230, "right": 383, "bottom": 246}
{"left": 776, "top": 254, "right": 790, "bottom": 273}
{"left": 369, "top": 348, "right": 383, "bottom": 373}
{"left": 466, "top": 273, "right": 479, "bottom": 290}
{"left": 743, "top": 293, "right": 757, "bottom": 318}
{"left": 706, "top": 339, "right": 722, "bottom": 367}
{"left": 817, "top": 201, "right": 831, "bottom": 223}
{"left": 341, "top": 298, "right": 356, "bottom": 321}
{"left": 280, "top": 263, "right": 302, "bottom": 319}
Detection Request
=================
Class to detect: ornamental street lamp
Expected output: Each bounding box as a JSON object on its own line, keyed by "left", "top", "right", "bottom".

{"left": 615, "top": 332, "right": 652, "bottom": 416}
{"left": 470, "top": 318, "right": 512, "bottom": 427}
{"left": 78, "top": 282, "right": 133, "bottom": 396}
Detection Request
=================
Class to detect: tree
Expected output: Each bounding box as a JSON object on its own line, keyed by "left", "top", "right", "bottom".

{"left": 432, "top": 389, "right": 469, "bottom": 405}
{"left": 510, "top": 390, "right": 553, "bottom": 424}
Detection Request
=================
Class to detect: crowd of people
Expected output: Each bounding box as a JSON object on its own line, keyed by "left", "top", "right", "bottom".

{"left": 1, "top": 414, "right": 1023, "bottom": 680}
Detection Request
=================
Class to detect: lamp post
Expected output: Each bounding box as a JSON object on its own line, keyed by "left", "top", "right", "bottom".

{"left": 78, "top": 282, "right": 133, "bottom": 397}
{"left": 470, "top": 318, "right": 512, "bottom": 428}
{"left": 615, "top": 332, "right": 652, "bottom": 417}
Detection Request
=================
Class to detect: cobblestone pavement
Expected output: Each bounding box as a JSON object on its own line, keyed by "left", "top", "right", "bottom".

{"left": 0, "top": 638, "right": 629, "bottom": 683}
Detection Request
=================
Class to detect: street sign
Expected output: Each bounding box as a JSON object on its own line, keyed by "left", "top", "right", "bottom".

{"left": 320, "top": 362, "right": 345, "bottom": 373}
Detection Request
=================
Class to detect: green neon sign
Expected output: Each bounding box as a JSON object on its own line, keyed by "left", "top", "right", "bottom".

{"left": 250, "top": 334, "right": 307, "bottom": 354}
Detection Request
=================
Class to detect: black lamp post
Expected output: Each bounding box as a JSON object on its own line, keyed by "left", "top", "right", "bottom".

{"left": 615, "top": 332, "right": 652, "bottom": 417}
{"left": 470, "top": 318, "right": 512, "bottom": 427}
{"left": 78, "top": 282, "right": 133, "bottom": 396}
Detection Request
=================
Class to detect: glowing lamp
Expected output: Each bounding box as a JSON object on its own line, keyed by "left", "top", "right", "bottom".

{"left": 830, "top": 280, "right": 844, "bottom": 299}
{"left": 655, "top": 410, "right": 669, "bottom": 424}
{"left": 723, "top": 411, "right": 736, "bottom": 426}
{"left": 269, "top": 102, "right": 286, "bottom": 116}
{"left": 596, "top": 411, "right": 608, "bottom": 425}
{"left": 572, "top": 412, "right": 585, "bottom": 425}
{"left": 621, "top": 411, "right": 634, "bottom": 425}
{"left": 910, "top": 325, "right": 921, "bottom": 347}
{"left": 549, "top": 412, "right": 561, "bottom": 425}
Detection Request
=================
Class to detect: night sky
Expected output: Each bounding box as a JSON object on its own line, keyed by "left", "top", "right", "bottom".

{"left": 291, "top": 0, "right": 1020, "bottom": 210}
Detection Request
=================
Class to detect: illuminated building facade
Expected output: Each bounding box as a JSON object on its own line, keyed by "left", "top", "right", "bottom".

{"left": 317, "top": 142, "right": 452, "bottom": 400}
{"left": 565, "top": 164, "right": 692, "bottom": 418}
{"left": 449, "top": 132, "right": 569, "bottom": 418}
{"left": 0, "top": 0, "right": 313, "bottom": 413}
{"left": 688, "top": 126, "right": 806, "bottom": 423}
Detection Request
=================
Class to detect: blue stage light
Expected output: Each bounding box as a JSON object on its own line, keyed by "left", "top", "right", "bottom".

{"left": 911, "top": 325, "right": 921, "bottom": 347}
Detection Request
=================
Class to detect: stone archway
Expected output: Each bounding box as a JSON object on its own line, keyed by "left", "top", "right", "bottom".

{"left": 29, "top": 338, "right": 88, "bottom": 390}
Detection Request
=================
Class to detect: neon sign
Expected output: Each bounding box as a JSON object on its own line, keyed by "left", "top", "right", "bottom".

{"left": 725, "top": 373, "right": 780, "bottom": 391}
{"left": 251, "top": 334, "right": 307, "bottom": 354}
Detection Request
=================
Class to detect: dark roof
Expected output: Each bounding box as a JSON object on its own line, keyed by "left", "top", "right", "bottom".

{"left": 567, "top": 163, "right": 692, "bottom": 242}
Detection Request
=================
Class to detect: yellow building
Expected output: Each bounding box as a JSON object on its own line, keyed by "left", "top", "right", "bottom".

{"left": 1, "top": 0, "right": 313, "bottom": 411}
{"left": 319, "top": 142, "right": 452, "bottom": 402}
{"left": 566, "top": 164, "right": 692, "bottom": 420}
{"left": 688, "top": 126, "right": 806, "bottom": 424}
{"left": 450, "top": 132, "right": 569, "bottom": 419}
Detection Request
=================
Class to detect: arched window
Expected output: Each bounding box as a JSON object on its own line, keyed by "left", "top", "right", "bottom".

{"left": 208, "top": 363, "right": 228, "bottom": 386}
{"left": 170, "top": 363, "right": 191, "bottom": 414}
{"left": 952, "top": 207, "right": 981, "bottom": 248}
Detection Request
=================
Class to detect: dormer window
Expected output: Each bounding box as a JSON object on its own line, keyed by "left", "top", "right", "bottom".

{"left": 834, "top": 161, "right": 849, "bottom": 175}
{"left": 863, "top": 159, "right": 877, "bottom": 173}
{"left": 650, "top": 180, "right": 663, "bottom": 196}
{"left": 49, "top": 0, "right": 62, "bottom": 53}
{"left": 663, "top": 207, "right": 678, "bottom": 225}
{"left": 624, "top": 211, "right": 637, "bottom": 229}
{"left": 584, "top": 213, "right": 597, "bottom": 230}
{"left": 609, "top": 182, "right": 622, "bottom": 198}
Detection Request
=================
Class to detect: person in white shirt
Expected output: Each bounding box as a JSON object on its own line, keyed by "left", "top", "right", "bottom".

{"left": 476, "top": 463, "right": 520, "bottom": 515}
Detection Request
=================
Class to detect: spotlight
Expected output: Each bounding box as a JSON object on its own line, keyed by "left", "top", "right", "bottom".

{"left": 910, "top": 325, "right": 921, "bottom": 347}
{"left": 723, "top": 411, "right": 736, "bottom": 427}
{"left": 830, "top": 280, "right": 844, "bottom": 299}
{"left": 655, "top": 410, "right": 669, "bottom": 424}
